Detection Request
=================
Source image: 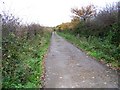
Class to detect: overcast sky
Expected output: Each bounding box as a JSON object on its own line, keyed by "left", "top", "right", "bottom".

{"left": 0, "top": 0, "right": 118, "bottom": 26}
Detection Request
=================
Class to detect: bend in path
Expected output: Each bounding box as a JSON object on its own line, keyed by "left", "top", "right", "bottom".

{"left": 44, "top": 32, "right": 118, "bottom": 88}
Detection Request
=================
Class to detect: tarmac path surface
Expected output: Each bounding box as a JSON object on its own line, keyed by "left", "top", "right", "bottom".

{"left": 44, "top": 32, "right": 118, "bottom": 88}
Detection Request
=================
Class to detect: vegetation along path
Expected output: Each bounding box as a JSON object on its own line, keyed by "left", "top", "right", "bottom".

{"left": 44, "top": 32, "right": 118, "bottom": 88}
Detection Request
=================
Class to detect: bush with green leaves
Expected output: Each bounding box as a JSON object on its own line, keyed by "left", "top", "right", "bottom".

{"left": 2, "top": 12, "right": 51, "bottom": 88}
{"left": 57, "top": 2, "right": 119, "bottom": 70}
{"left": 58, "top": 32, "right": 119, "bottom": 69}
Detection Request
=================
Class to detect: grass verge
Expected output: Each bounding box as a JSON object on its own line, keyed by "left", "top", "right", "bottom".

{"left": 58, "top": 32, "right": 119, "bottom": 70}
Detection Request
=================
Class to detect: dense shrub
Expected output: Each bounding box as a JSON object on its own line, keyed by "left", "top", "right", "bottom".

{"left": 2, "top": 12, "right": 51, "bottom": 88}
{"left": 57, "top": 2, "right": 119, "bottom": 69}
{"left": 71, "top": 2, "right": 118, "bottom": 36}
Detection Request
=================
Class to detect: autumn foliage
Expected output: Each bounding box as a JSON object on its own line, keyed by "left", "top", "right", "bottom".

{"left": 57, "top": 2, "right": 119, "bottom": 69}
{"left": 71, "top": 5, "right": 96, "bottom": 22}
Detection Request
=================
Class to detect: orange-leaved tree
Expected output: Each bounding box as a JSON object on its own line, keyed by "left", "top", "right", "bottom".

{"left": 71, "top": 5, "right": 96, "bottom": 22}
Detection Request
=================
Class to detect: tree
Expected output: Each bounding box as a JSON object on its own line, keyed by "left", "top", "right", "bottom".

{"left": 71, "top": 5, "right": 96, "bottom": 22}
{"left": 70, "top": 16, "right": 80, "bottom": 30}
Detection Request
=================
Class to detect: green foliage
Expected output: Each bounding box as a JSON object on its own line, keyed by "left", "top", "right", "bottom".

{"left": 2, "top": 32, "right": 50, "bottom": 88}
{"left": 57, "top": 2, "right": 119, "bottom": 70}
{"left": 58, "top": 32, "right": 119, "bottom": 69}
{"left": 1, "top": 11, "right": 51, "bottom": 88}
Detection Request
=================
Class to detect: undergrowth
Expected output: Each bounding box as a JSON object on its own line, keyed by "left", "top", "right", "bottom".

{"left": 2, "top": 32, "right": 51, "bottom": 88}
{"left": 58, "top": 32, "right": 119, "bottom": 70}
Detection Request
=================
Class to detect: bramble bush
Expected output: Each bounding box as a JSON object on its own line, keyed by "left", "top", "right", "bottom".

{"left": 2, "top": 12, "right": 51, "bottom": 88}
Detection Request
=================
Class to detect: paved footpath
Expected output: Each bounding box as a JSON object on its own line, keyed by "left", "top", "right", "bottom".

{"left": 44, "top": 32, "right": 119, "bottom": 88}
